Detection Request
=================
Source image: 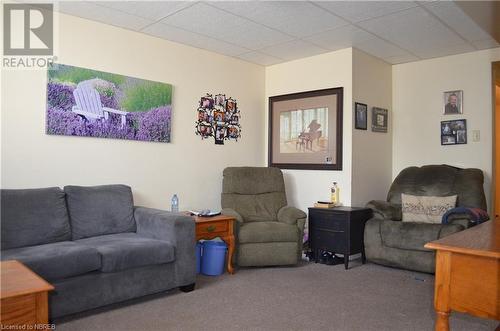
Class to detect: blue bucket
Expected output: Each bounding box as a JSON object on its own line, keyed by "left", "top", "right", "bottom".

{"left": 201, "top": 240, "right": 227, "bottom": 276}
{"left": 196, "top": 242, "right": 202, "bottom": 274}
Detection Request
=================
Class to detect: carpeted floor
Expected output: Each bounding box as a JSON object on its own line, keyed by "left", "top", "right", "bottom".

{"left": 55, "top": 261, "right": 498, "bottom": 331}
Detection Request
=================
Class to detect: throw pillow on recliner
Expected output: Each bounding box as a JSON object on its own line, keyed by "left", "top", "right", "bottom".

{"left": 401, "top": 193, "right": 457, "bottom": 224}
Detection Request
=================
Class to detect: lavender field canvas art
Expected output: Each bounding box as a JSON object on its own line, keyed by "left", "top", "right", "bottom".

{"left": 46, "top": 63, "right": 172, "bottom": 142}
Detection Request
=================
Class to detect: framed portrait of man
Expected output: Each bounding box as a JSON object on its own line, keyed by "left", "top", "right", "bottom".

{"left": 443, "top": 90, "right": 463, "bottom": 115}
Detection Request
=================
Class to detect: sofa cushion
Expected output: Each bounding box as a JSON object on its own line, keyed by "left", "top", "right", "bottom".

{"left": 238, "top": 221, "right": 298, "bottom": 244}
{"left": 75, "top": 233, "right": 175, "bottom": 272}
{"left": 64, "top": 185, "right": 136, "bottom": 240}
{"left": 1, "top": 241, "right": 101, "bottom": 281}
{"left": 380, "top": 220, "right": 464, "bottom": 252}
{"left": 1, "top": 187, "right": 71, "bottom": 250}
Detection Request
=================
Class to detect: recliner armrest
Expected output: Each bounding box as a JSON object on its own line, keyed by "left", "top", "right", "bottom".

{"left": 366, "top": 200, "right": 402, "bottom": 221}
{"left": 277, "top": 206, "right": 307, "bottom": 226}
{"left": 444, "top": 214, "right": 473, "bottom": 228}
{"left": 221, "top": 208, "right": 244, "bottom": 223}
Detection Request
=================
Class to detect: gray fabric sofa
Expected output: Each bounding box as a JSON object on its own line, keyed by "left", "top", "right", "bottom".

{"left": 364, "top": 165, "right": 487, "bottom": 273}
{"left": 221, "top": 167, "right": 307, "bottom": 267}
{"left": 1, "top": 185, "right": 196, "bottom": 318}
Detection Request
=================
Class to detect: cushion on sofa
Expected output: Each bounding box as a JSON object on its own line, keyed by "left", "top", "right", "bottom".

{"left": 1, "top": 241, "right": 101, "bottom": 281}
{"left": 238, "top": 222, "right": 298, "bottom": 244}
{"left": 380, "top": 220, "right": 464, "bottom": 252}
{"left": 1, "top": 187, "right": 71, "bottom": 250}
{"left": 64, "top": 185, "right": 136, "bottom": 240}
{"left": 75, "top": 233, "right": 175, "bottom": 272}
{"left": 401, "top": 194, "right": 456, "bottom": 224}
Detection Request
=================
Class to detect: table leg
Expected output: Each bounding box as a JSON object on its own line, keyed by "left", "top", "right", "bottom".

{"left": 435, "top": 311, "right": 450, "bottom": 331}
{"left": 344, "top": 255, "right": 349, "bottom": 270}
{"left": 224, "top": 234, "right": 235, "bottom": 274}
{"left": 433, "top": 251, "right": 452, "bottom": 331}
{"left": 224, "top": 220, "right": 235, "bottom": 274}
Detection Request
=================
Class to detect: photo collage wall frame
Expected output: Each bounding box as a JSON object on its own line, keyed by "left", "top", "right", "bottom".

{"left": 195, "top": 93, "right": 241, "bottom": 145}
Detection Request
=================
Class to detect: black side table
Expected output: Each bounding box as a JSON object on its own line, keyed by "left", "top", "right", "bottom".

{"left": 308, "top": 206, "right": 372, "bottom": 269}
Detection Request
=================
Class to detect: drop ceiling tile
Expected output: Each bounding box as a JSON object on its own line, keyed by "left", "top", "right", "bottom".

{"left": 415, "top": 42, "right": 475, "bottom": 59}
{"left": 58, "top": 1, "right": 153, "bottom": 31}
{"left": 210, "top": 1, "right": 348, "bottom": 38}
{"left": 305, "top": 25, "right": 374, "bottom": 51}
{"left": 220, "top": 24, "right": 294, "bottom": 50}
{"left": 472, "top": 39, "right": 500, "bottom": 50}
{"left": 159, "top": 2, "right": 292, "bottom": 49}
{"left": 354, "top": 36, "right": 411, "bottom": 59}
{"left": 160, "top": 2, "right": 246, "bottom": 37}
{"left": 358, "top": 7, "right": 466, "bottom": 54}
{"left": 383, "top": 54, "right": 420, "bottom": 64}
{"left": 314, "top": 1, "right": 418, "bottom": 23}
{"left": 95, "top": 1, "right": 194, "bottom": 22}
{"left": 422, "top": 1, "right": 492, "bottom": 43}
{"left": 259, "top": 40, "right": 328, "bottom": 61}
{"left": 142, "top": 23, "right": 250, "bottom": 57}
{"left": 237, "top": 51, "right": 283, "bottom": 66}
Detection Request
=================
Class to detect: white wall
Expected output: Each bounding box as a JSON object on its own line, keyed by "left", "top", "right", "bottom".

{"left": 265, "top": 49, "right": 353, "bottom": 212}
{"left": 1, "top": 13, "right": 265, "bottom": 210}
{"left": 352, "top": 49, "right": 393, "bottom": 206}
{"left": 392, "top": 48, "right": 500, "bottom": 211}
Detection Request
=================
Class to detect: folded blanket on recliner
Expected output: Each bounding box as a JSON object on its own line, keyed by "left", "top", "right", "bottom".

{"left": 441, "top": 207, "right": 489, "bottom": 225}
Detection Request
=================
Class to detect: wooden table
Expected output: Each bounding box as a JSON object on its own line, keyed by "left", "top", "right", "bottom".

{"left": 1, "top": 260, "right": 54, "bottom": 328}
{"left": 192, "top": 214, "right": 236, "bottom": 274}
{"left": 425, "top": 221, "right": 500, "bottom": 331}
{"left": 308, "top": 207, "right": 372, "bottom": 269}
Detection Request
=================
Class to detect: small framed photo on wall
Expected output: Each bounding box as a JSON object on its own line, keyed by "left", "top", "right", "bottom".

{"left": 441, "top": 119, "right": 467, "bottom": 145}
{"left": 443, "top": 90, "right": 463, "bottom": 115}
{"left": 354, "top": 102, "right": 367, "bottom": 130}
{"left": 371, "top": 107, "right": 388, "bottom": 133}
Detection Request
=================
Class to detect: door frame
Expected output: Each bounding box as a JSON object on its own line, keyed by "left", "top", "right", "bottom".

{"left": 493, "top": 62, "right": 500, "bottom": 220}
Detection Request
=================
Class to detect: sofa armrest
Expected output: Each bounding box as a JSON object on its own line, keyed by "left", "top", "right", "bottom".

{"left": 134, "top": 206, "right": 195, "bottom": 287}
{"left": 366, "top": 200, "right": 402, "bottom": 221}
{"left": 277, "top": 206, "right": 307, "bottom": 226}
{"left": 221, "top": 208, "right": 244, "bottom": 224}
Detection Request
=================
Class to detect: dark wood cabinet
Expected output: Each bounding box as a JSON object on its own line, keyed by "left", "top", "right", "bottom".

{"left": 308, "top": 207, "right": 372, "bottom": 269}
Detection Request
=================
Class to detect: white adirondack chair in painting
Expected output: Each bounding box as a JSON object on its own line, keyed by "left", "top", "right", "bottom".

{"left": 72, "top": 84, "right": 128, "bottom": 127}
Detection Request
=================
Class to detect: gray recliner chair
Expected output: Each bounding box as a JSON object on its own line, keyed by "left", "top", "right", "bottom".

{"left": 221, "top": 167, "right": 307, "bottom": 267}
{"left": 364, "top": 165, "right": 487, "bottom": 273}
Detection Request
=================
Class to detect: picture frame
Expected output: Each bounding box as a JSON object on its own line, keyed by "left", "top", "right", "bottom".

{"left": 441, "top": 119, "right": 467, "bottom": 145}
{"left": 371, "top": 107, "right": 388, "bottom": 133}
{"left": 443, "top": 90, "right": 463, "bottom": 115}
{"left": 46, "top": 63, "right": 173, "bottom": 143}
{"left": 354, "top": 102, "right": 367, "bottom": 130}
{"left": 268, "top": 87, "right": 343, "bottom": 170}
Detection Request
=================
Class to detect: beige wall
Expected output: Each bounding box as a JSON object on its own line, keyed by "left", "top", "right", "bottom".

{"left": 1, "top": 13, "right": 265, "bottom": 210}
{"left": 265, "top": 49, "right": 353, "bottom": 211}
{"left": 392, "top": 48, "right": 500, "bottom": 211}
{"left": 352, "top": 49, "right": 393, "bottom": 205}
{"left": 3, "top": 10, "right": 499, "bottom": 215}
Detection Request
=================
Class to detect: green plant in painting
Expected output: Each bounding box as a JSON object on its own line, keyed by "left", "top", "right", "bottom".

{"left": 120, "top": 82, "right": 172, "bottom": 112}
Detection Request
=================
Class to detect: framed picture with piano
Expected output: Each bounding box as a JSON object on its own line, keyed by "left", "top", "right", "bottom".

{"left": 268, "top": 87, "right": 343, "bottom": 170}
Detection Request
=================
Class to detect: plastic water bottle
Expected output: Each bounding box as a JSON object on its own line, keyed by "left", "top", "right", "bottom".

{"left": 171, "top": 194, "right": 179, "bottom": 213}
